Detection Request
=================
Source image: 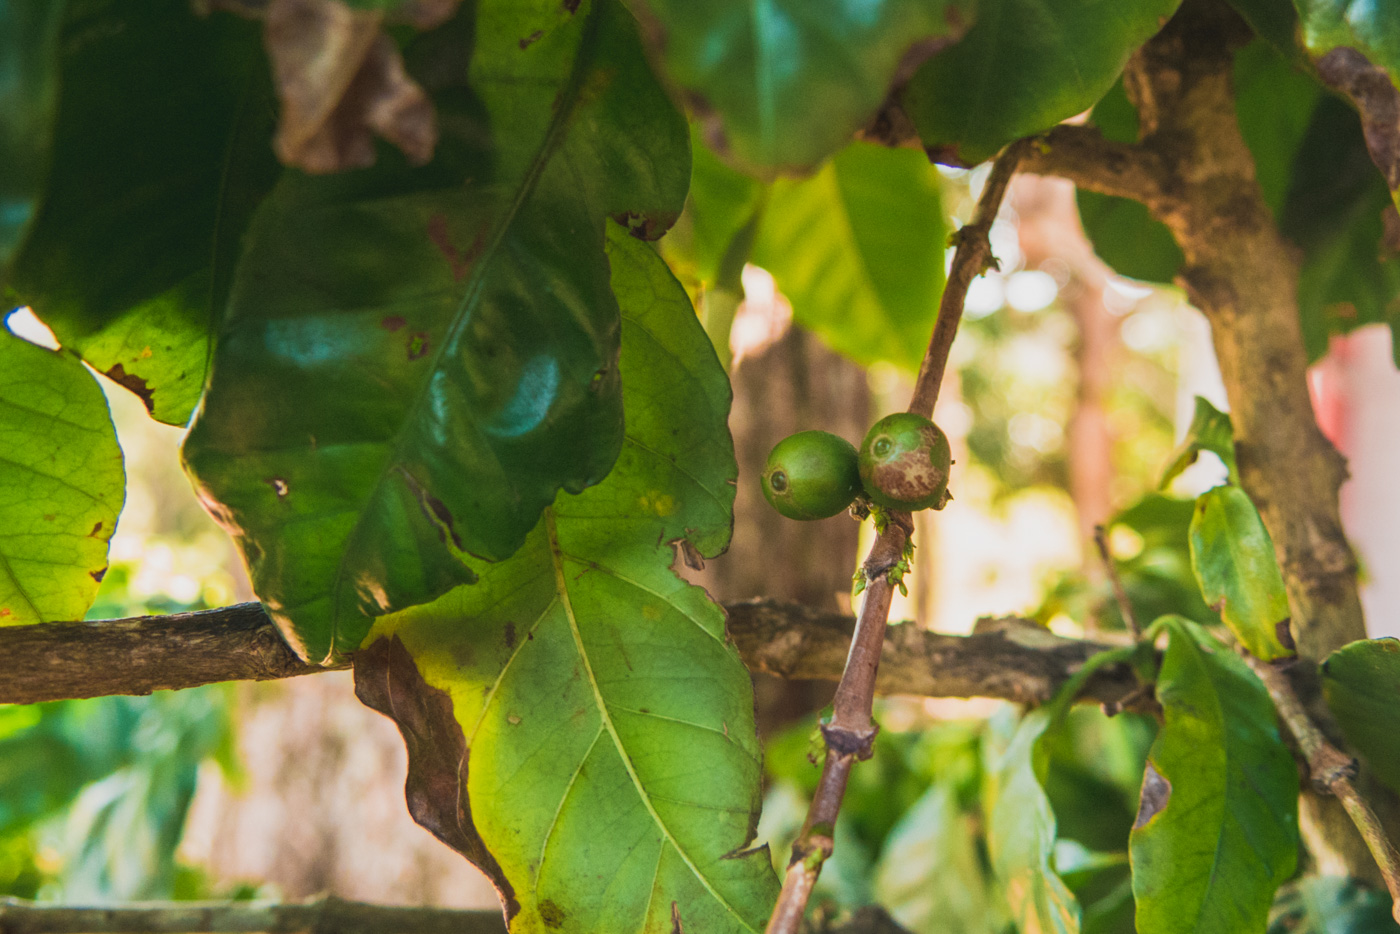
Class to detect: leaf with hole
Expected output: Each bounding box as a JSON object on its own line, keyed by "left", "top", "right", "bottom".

{"left": 1321, "top": 637, "right": 1400, "bottom": 795}
{"left": 183, "top": 0, "right": 690, "bottom": 662}
{"left": 1188, "top": 485, "right": 1293, "bottom": 661}
{"left": 356, "top": 228, "right": 779, "bottom": 933}
{"left": 1131, "top": 617, "right": 1297, "bottom": 934}
{"left": 0, "top": 329, "right": 124, "bottom": 625}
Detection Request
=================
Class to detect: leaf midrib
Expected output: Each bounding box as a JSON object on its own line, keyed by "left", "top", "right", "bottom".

{"left": 545, "top": 508, "right": 759, "bottom": 933}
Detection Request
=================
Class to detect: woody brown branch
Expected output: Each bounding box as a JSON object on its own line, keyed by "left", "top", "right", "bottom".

{"left": 0, "top": 599, "right": 1140, "bottom": 708}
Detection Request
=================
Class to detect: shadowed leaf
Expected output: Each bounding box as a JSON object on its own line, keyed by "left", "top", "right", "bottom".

{"left": 183, "top": 0, "right": 689, "bottom": 662}
{"left": 1321, "top": 637, "right": 1400, "bottom": 795}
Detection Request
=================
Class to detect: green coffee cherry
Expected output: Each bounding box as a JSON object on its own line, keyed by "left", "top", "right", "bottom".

{"left": 761, "top": 430, "right": 862, "bottom": 520}
{"left": 858, "top": 413, "right": 952, "bottom": 511}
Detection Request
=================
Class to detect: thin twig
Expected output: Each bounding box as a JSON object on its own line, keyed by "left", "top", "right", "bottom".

{"left": 1093, "top": 523, "right": 1141, "bottom": 638}
{"left": 765, "top": 139, "right": 1030, "bottom": 934}
{"left": 907, "top": 138, "right": 1033, "bottom": 419}
{"left": 1246, "top": 655, "right": 1400, "bottom": 923}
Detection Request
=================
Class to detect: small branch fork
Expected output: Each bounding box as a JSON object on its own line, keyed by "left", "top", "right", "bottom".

{"left": 1094, "top": 523, "right": 1142, "bottom": 639}
{"left": 1246, "top": 657, "right": 1400, "bottom": 923}
{"left": 765, "top": 139, "right": 1032, "bottom": 934}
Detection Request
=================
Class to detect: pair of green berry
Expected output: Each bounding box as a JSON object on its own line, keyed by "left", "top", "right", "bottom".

{"left": 761, "top": 412, "right": 952, "bottom": 520}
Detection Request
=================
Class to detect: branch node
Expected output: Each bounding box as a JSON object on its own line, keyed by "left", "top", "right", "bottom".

{"left": 821, "top": 722, "right": 879, "bottom": 760}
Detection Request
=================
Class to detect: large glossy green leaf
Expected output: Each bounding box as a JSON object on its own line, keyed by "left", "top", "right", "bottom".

{"left": 750, "top": 142, "right": 946, "bottom": 370}
{"left": 0, "top": 329, "right": 124, "bottom": 625}
{"left": 1161, "top": 396, "right": 1237, "bottom": 489}
{"left": 1321, "top": 638, "right": 1400, "bottom": 794}
{"left": 983, "top": 708, "right": 1081, "bottom": 934}
{"left": 184, "top": 0, "right": 690, "bottom": 662}
{"left": 1189, "top": 485, "right": 1293, "bottom": 660}
{"left": 625, "top": 0, "right": 976, "bottom": 172}
{"left": 0, "top": 2, "right": 61, "bottom": 268}
{"left": 1131, "top": 617, "right": 1298, "bottom": 934}
{"left": 357, "top": 228, "right": 779, "bottom": 933}
{"left": 904, "top": 0, "right": 1180, "bottom": 166}
{"left": 874, "top": 782, "right": 995, "bottom": 934}
{"left": 2, "top": 0, "right": 280, "bottom": 426}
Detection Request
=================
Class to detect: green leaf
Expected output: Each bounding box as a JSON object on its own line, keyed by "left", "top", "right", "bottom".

{"left": 0, "top": 329, "right": 124, "bottom": 625}
{"left": 1268, "top": 876, "right": 1400, "bottom": 934}
{"left": 626, "top": 0, "right": 976, "bottom": 172}
{"left": 2, "top": 0, "right": 281, "bottom": 425}
{"left": 0, "top": 1, "right": 62, "bottom": 268}
{"left": 983, "top": 707, "right": 1081, "bottom": 934}
{"left": 904, "top": 0, "right": 1180, "bottom": 165}
{"left": 685, "top": 133, "right": 767, "bottom": 287}
{"left": 1131, "top": 617, "right": 1298, "bottom": 934}
{"left": 357, "top": 227, "right": 779, "bottom": 933}
{"left": 874, "top": 782, "right": 996, "bottom": 934}
{"left": 1234, "top": 39, "right": 1325, "bottom": 218}
{"left": 750, "top": 142, "right": 947, "bottom": 370}
{"left": 1188, "top": 485, "right": 1293, "bottom": 660}
{"left": 183, "top": 0, "right": 690, "bottom": 662}
{"left": 1321, "top": 638, "right": 1400, "bottom": 794}
{"left": 1161, "top": 396, "right": 1237, "bottom": 489}
{"left": 1227, "top": 0, "right": 1305, "bottom": 63}
{"left": 1279, "top": 95, "right": 1400, "bottom": 362}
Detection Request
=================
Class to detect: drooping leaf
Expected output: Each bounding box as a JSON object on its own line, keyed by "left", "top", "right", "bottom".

{"left": 904, "top": 0, "right": 1180, "bottom": 166}
{"left": 184, "top": 0, "right": 690, "bottom": 662}
{"left": 1268, "top": 876, "right": 1400, "bottom": 934}
{"left": 1321, "top": 638, "right": 1400, "bottom": 794}
{"left": 874, "top": 782, "right": 995, "bottom": 934}
{"left": 0, "top": 328, "right": 124, "bottom": 625}
{"left": 1131, "top": 617, "right": 1298, "bottom": 934}
{"left": 1291, "top": 0, "right": 1400, "bottom": 202}
{"left": 0, "top": 1, "right": 62, "bottom": 268}
{"left": 1161, "top": 396, "right": 1237, "bottom": 489}
{"left": 1189, "top": 485, "right": 1293, "bottom": 660}
{"left": 983, "top": 707, "right": 1081, "bottom": 934}
{"left": 750, "top": 141, "right": 947, "bottom": 370}
{"left": 355, "top": 227, "right": 779, "bottom": 933}
{"left": 2, "top": 0, "right": 281, "bottom": 425}
{"left": 625, "top": 0, "right": 977, "bottom": 172}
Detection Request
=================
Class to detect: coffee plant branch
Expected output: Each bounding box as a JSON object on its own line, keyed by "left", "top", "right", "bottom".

{"left": 1246, "top": 656, "right": 1400, "bottom": 922}
{"left": 0, "top": 599, "right": 1141, "bottom": 709}
{"left": 765, "top": 139, "right": 1032, "bottom": 934}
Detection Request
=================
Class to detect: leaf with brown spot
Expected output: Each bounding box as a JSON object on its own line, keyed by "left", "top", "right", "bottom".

{"left": 1130, "top": 617, "right": 1297, "bottom": 934}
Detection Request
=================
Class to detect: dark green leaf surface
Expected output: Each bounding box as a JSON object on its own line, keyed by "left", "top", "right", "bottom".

{"left": 1189, "top": 485, "right": 1293, "bottom": 660}
{"left": 1161, "top": 396, "right": 1237, "bottom": 489}
{"left": 983, "top": 708, "right": 1081, "bottom": 934}
{"left": 751, "top": 142, "right": 946, "bottom": 370}
{"left": 1227, "top": 0, "right": 1304, "bottom": 61}
{"left": 1321, "top": 638, "right": 1400, "bottom": 794}
{"left": 1131, "top": 618, "right": 1298, "bottom": 934}
{"left": 0, "top": 1, "right": 62, "bottom": 268}
{"left": 626, "top": 0, "right": 975, "bottom": 172}
{"left": 366, "top": 228, "right": 779, "bottom": 932}
{"left": 1234, "top": 40, "right": 1324, "bottom": 217}
{"left": 904, "top": 0, "right": 1180, "bottom": 165}
{"left": 2, "top": 0, "right": 280, "bottom": 425}
{"left": 184, "top": 0, "right": 689, "bottom": 661}
{"left": 0, "top": 329, "right": 124, "bottom": 625}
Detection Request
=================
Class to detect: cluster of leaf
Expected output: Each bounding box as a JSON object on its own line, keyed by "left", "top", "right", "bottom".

{"left": 7, "top": 0, "right": 1400, "bottom": 931}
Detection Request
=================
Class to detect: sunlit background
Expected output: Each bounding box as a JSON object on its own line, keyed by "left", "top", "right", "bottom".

{"left": 5, "top": 163, "right": 1400, "bottom": 925}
